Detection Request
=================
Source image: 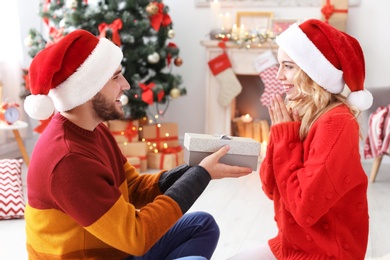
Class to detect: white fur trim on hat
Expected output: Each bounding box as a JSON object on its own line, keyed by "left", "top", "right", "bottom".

{"left": 275, "top": 23, "right": 345, "bottom": 94}
{"left": 24, "top": 94, "right": 55, "bottom": 120}
{"left": 49, "top": 37, "right": 123, "bottom": 112}
{"left": 347, "top": 89, "right": 373, "bottom": 111}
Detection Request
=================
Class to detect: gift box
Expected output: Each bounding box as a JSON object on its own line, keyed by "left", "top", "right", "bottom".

{"left": 321, "top": 0, "right": 348, "bottom": 32}
{"left": 109, "top": 119, "right": 139, "bottom": 143}
{"left": 183, "top": 133, "right": 261, "bottom": 171}
{"left": 141, "top": 122, "right": 179, "bottom": 151}
{"left": 118, "top": 142, "right": 148, "bottom": 172}
{"left": 147, "top": 146, "right": 184, "bottom": 170}
{"left": 126, "top": 156, "right": 141, "bottom": 172}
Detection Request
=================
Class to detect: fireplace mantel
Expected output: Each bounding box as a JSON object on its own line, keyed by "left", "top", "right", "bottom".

{"left": 201, "top": 40, "right": 277, "bottom": 135}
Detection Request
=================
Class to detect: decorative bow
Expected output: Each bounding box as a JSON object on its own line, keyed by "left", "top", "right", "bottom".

{"left": 1, "top": 102, "right": 19, "bottom": 110}
{"left": 166, "top": 42, "right": 178, "bottom": 67}
{"left": 149, "top": 2, "right": 172, "bottom": 31}
{"left": 43, "top": 0, "right": 51, "bottom": 25}
{"left": 98, "top": 18, "right": 123, "bottom": 46}
{"left": 34, "top": 114, "right": 53, "bottom": 134}
{"left": 45, "top": 27, "right": 64, "bottom": 48}
{"left": 111, "top": 121, "right": 138, "bottom": 141}
{"left": 139, "top": 82, "right": 156, "bottom": 105}
{"left": 218, "top": 37, "right": 228, "bottom": 49}
{"left": 321, "top": 0, "right": 348, "bottom": 23}
{"left": 139, "top": 82, "right": 164, "bottom": 104}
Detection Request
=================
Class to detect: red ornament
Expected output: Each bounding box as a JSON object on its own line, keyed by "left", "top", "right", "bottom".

{"left": 174, "top": 57, "right": 183, "bottom": 67}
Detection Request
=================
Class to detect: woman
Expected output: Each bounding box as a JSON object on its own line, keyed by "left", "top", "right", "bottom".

{"left": 229, "top": 19, "right": 373, "bottom": 259}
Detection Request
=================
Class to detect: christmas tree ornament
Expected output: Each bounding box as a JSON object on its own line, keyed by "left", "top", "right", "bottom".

{"left": 147, "top": 52, "right": 160, "bottom": 64}
{"left": 119, "top": 94, "right": 129, "bottom": 106}
{"left": 208, "top": 52, "right": 242, "bottom": 107}
{"left": 169, "top": 88, "right": 180, "bottom": 99}
{"left": 167, "top": 29, "right": 175, "bottom": 39}
{"left": 146, "top": 2, "right": 158, "bottom": 16}
{"left": 174, "top": 57, "right": 183, "bottom": 67}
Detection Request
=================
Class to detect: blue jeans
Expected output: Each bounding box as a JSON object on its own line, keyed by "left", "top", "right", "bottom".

{"left": 125, "top": 211, "right": 219, "bottom": 260}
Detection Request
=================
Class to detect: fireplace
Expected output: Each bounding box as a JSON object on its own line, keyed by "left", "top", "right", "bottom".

{"left": 201, "top": 40, "right": 276, "bottom": 136}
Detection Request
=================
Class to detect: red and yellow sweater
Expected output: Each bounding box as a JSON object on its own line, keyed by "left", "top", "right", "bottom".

{"left": 260, "top": 105, "right": 369, "bottom": 259}
{"left": 25, "top": 114, "right": 182, "bottom": 259}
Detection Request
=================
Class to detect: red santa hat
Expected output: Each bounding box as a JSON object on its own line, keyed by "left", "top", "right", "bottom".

{"left": 24, "top": 29, "right": 123, "bottom": 120}
{"left": 275, "top": 19, "right": 373, "bottom": 111}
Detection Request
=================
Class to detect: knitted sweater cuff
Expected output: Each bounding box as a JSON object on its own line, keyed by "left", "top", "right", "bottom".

{"left": 164, "top": 165, "right": 211, "bottom": 214}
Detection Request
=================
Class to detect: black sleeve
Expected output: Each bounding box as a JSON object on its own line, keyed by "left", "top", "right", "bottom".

{"left": 158, "top": 164, "right": 192, "bottom": 193}
{"left": 164, "top": 165, "right": 211, "bottom": 214}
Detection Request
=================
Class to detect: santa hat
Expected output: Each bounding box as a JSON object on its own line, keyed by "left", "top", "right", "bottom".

{"left": 275, "top": 19, "right": 373, "bottom": 111}
{"left": 24, "top": 29, "right": 123, "bottom": 120}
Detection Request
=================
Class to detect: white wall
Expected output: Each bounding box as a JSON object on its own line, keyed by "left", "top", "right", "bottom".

{"left": 13, "top": 0, "right": 390, "bottom": 142}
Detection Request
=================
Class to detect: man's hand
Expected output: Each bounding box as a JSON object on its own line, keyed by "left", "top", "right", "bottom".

{"left": 199, "top": 146, "right": 253, "bottom": 180}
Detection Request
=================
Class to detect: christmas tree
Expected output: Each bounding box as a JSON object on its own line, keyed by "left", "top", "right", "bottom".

{"left": 24, "top": 0, "right": 186, "bottom": 120}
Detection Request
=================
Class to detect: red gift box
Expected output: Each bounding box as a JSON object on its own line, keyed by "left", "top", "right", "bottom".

{"left": 141, "top": 122, "right": 179, "bottom": 151}
{"left": 118, "top": 142, "right": 148, "bottom": 172}
{"left": 147, "top": 146, "right": 184, "bottom": 170}
{"left": 109, "top": 119, "right": 139, "bottom": 143}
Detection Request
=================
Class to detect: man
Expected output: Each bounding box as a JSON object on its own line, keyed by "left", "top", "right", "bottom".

{"left": 24, "top": 29, "right": 252, "bottom": 259}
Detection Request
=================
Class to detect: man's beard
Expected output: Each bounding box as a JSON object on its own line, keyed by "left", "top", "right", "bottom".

{"left": 91, "top": 92, "right": 124, "bottom": 121}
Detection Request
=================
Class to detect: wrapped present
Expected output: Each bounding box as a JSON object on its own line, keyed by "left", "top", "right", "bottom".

{"left": 183, "top": 133, "right": 261, "bottom": 171}
{"left": 126, "top": 156, "right": 141, "bottom": 172}
{"left": 118, "top": 142, "right": 148, "bottom": 172}
{"left": 321, "top": 0, "right": 348, "bottom": 32}
{"left": 141, "top": 122, "right": 179, "bottom": 151}
{"left": 109, "top": 119, "right": 139, "bottom": 143}
{"left": 147, "top": 146, "right": 184, "bottom": 170}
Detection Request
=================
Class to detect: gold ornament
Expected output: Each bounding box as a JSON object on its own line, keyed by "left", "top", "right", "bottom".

{"left": 167, "top": 29, "right": 175, "bottom": 39}
{"left": 174, "top": 57, "right": 183, "bottom": 67}
{"left": 170, "top": 88, "right": 181, "bottom": 99}
{"left": 146, "top": 3, "right": 158, "bottom": 16}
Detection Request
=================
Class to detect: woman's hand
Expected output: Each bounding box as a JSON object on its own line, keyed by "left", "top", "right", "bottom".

{"left": 268, "top": 94, "right": 299, "bottom": 126}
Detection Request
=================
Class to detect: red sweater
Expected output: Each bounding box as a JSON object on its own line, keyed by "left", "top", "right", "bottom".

{"left": 260, "top": 105, "right": 369, "bottom": 259}
{"left": 25, "top": 113, "right": 182, "bottom": 259}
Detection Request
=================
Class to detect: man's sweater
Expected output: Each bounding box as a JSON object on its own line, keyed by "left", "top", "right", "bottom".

{"left": 25, "top": 113, "right": 209, "bottom": 259}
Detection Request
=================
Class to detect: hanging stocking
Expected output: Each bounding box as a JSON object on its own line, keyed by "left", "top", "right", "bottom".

{"left": 253, "top": 50, "right": 284, "bottom": 107}
{"left": 208, "top": 52, "right": 242, "bottom": 107}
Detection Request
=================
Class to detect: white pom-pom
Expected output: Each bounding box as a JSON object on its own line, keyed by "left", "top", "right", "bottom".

{"left": 347, "top": 89, "right": 373, "bottom": 111}
{"left": 24, "top": 94, "right": 55, "bottom": 120}
{"left": 119, "top": 94, "right": 129, "bottom": 106}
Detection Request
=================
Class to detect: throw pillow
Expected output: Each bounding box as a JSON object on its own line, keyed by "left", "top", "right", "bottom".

{"left": 0, "top": 159, "right": 25, "bottom": 220}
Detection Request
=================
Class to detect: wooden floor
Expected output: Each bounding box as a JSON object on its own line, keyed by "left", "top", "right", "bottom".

{"left": 1, "top": 159, "right": 390, "bottom": 259}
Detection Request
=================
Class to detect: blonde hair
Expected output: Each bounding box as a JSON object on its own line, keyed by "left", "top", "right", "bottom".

{"left": 285, "top": 69, "right": 361, "bottom": 140}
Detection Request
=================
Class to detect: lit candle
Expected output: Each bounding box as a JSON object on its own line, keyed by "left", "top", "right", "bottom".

{"left": 231, "top": 23, "right": 238, "bottom": 39}
{"left": 224, "top": 12, "right": 232, "bottom": 31}
{"left": 218, "top": 13, "right": 224, "bottom": 30}
{"left": 239, "top": 24, "right": 246, "bottom": 39}
{"left": 241, "top": 114, "right": 253, "bottom": 123}
{"left": 209, "top": 0, "right": 221, "bottom": 29}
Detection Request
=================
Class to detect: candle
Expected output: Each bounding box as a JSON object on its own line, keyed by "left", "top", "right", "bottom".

{"left": 209, "top": 0, "right": 221, "bottom": 29}
{"left": 231, "top": 23, "right": 238, "bottom": 39}
{"left": 224, "top": 12, "right": 232, "bottom": 31}
{"left": 239, "top": 24, "right": 246, "bottom": 40}
{"left": 241, "top": 114, "right": 253, "bottom": 123}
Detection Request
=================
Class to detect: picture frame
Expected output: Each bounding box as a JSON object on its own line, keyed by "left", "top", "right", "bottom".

{"left": 270, "top": 19, "right": 298, "bottom": 35}
{"left": 236, "top": 12, "right": 274, "bottom": 31}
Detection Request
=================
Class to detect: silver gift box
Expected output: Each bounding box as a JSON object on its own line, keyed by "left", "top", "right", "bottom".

{"left": 183, "top": 133, "right": 261, "bottom": 171}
